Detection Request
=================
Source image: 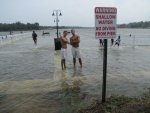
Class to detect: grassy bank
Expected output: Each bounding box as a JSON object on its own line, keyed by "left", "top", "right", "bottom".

{"left": 77, "top": 89, "right": 150, "bottom": 113}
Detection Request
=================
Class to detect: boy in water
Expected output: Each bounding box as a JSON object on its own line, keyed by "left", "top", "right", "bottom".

{"left": 99, "top": 39, "right": 104, "bottom": 47}
{"left": 111, "top": 38, "right": 114, "bottom": 46}
{"left": 70, "top": 29, "right": 82, "bottom": 68}
{"left": 114, "top": 35, "right": 121, "bottom": 47}
{"left": 32, "top": 31, "right": 37, "bottom": 47}
{"left": 60, "top": 31, "right": 69, "bottom": 70}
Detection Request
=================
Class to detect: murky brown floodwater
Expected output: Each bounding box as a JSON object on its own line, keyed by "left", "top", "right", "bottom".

{"left": 0, "top": 28, "right": 150, "bottom": 113}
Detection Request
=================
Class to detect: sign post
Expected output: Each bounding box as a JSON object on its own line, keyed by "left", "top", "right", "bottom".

{"left": 95, "top": 7, "right": 117, "bottom": 103}
{"left": 102, "top": 39, "right": 107, "bottom": 103}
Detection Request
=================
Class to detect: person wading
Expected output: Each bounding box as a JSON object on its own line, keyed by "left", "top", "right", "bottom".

{"left": 32, "top": 31, "right": 37, "bottom": 47}
{"left": 60, "top": 31, "right": 69, "bottom": 70}
{"left": 70, "top": 29, "right": 82, "bottom": 68}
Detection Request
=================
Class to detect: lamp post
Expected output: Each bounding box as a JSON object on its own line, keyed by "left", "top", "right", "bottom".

{"left": 52, "top": 10, "right": 62, "bottom": 50}
{"left": 52, "top": 10, "right": 62, "bottom": 38}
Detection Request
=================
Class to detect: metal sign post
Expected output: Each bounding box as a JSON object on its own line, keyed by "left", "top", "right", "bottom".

{"left": 95, "top": 7, "right": 117, "bottom": 103}
{"left": 102, "top": 39, "right": 107, "bottom": 103}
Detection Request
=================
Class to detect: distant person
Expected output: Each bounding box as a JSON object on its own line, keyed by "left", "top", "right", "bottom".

{"left": 70, "top": 29, "right": 82, "bottom": 68}
{"left": 111, "top": 38, "right": 114, "bottom": 46}
{"left": 60, "top": 31, "right": 69, "bottom": 70}
{"left": 32, "top": 31, "right": 37, "bottom": 47}
{"left": 42, "top": 31, "right": 45, "bottom": 36}
{"left": 129, "top": 34, "right": 131, "bottom": 37}
{"left": 114, "top": 35, "right": 121, "bottom": 47}
{"left": 99, "top": 39, "right": 104, "bottom": 47}
{"left": 10, "top": 31, "right": 12, "bottom": 35}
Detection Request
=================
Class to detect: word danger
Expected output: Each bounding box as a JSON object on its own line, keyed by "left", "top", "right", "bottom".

{"left": 95, "top": 7, "right": 117, "bottom": 14}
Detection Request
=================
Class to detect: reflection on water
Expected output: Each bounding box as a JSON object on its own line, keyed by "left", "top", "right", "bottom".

{"left": 54, "top": 50, "right": 89, "bottom": 113}
{"left": 60, "top": 72, "right": 85, "bottom": 113}
{"left": 0, "top": 71, "right": 88, "bottom": 113}
{"left": 0, "top": 29, "right": 150, "bottom": 112}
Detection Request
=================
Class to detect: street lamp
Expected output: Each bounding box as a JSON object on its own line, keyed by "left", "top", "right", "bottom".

{"left": 52, "top": 10, "right": 62, "bottom": 50}
{"left": 52, "top": 10, "right": 62, "bottom": 38}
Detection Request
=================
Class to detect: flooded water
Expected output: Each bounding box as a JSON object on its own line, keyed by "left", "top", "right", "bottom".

{"left": 0, "top": 28, "right": 150, "bottom": 113}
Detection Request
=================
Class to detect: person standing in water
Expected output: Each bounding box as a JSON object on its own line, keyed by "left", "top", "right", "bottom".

{"left": 32, "top": 31, "right": 37, "bottom": 47}
{"left": 99, "top": 39, "right": 104, "bottom": 47}
{"left": 111, "top": 38, "right": 114, "bottom": 46}
{"left": 114, "top": 35, "right": 121, "bottom": 47}
{"left": 60, "top": 31, "right": 69, "bottom": 70}
{"left": 70, "top": 29, "right": 82, "bottom": 68}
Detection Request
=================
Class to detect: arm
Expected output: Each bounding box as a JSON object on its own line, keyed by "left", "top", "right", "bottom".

{"left": 62, "top": 37, "right": 69, "bottom": 43}
{"left": 71, "top": 36, "right": 80, "bottom": 43}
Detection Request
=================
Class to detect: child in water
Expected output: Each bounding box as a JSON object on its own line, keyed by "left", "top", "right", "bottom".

{"left": 99, "top": 39, "right": 104, "bottom": 47}
{"left": 114, "top": 35, "right": 121, "bottom": 47}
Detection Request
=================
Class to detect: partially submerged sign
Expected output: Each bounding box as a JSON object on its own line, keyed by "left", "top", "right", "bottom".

{"left": 95, "top": 7, "right": 117, "bottom": 39}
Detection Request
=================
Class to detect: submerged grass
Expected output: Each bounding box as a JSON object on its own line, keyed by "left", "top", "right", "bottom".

{"left": 77, "top": 89, "right": 150, "bottom": 113}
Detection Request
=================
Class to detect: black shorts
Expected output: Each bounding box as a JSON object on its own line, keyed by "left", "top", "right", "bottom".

{"left": 115, "top": 42, "right": 119, "bottom": 45}
{"left": 33, "top": 37, "right": 37, "bottom": 41}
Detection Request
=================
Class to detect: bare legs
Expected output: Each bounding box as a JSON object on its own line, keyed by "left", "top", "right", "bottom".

{"left": 73, "top": 58, "right": 76, "bottom": 68}
{"left": 79, "top": 58, "right": 82, "bottom": 68}
{"left": 114, "top": 43, "right": 120, "bottom": 48}
{"left": 61, "top": 59, "right": 66, "bottom": 70}
{"left": 73, "top": 58, "right": 82, "bottom": 68}
{"left": 34, "top": 40, "right": 37, "bottom": 46}
{"left": 33, "top": 39, "right": 37, "bottom": 46}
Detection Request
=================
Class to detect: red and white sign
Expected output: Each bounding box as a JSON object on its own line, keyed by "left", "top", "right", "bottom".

{"left": 95, "top": 7, "right": 117, "bottom": 39}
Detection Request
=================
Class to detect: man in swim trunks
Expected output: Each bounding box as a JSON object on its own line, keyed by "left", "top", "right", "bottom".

{"left": 114, "top": 35, "right": 121, "bottom": 47}
{"left": 32, "top": 31, "right": 37, "bottom": 46}
{"left": 60, "top": 31, "right": 69, "bottom": 70}
{"left": 70, "top": 29, "right": 82, "bottom": 68}
{"left": 99, "top": 39, "right": 104, "bottom": 47}
{"left": 111, "top": 38, "right": 114, "bottom": 46}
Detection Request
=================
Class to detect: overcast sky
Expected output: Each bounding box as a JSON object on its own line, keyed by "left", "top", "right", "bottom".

{"left": 0, "top": 0, "right": 150, "bottom": 27}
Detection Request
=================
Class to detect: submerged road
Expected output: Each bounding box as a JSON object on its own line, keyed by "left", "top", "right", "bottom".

{"left": 0, "top": 31, "right": 61, "bottom": 113}
{"left": 0, "top": 29, "right": 150, "bottom": 113}
{"left": 0, "top": 31, "right": 88, "bottom": 113}
{"left": 0, "top": 32, "right": 55, "bottom": 82}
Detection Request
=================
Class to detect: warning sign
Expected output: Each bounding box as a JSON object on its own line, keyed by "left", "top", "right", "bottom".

{"left": 95, "top": 7, "right": 117, "bottom": 39}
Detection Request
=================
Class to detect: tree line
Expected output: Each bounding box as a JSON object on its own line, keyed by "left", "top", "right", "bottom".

{"left": 118, "top": 21, "right": 150, "bottom": 28}
{"left": 0, "top": 22, "right": 40, "bottom": 31}
{"left": 1, "top": 21, "right": 150, "bottom": 31}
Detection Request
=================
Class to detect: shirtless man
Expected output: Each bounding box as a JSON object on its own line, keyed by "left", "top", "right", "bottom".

{"left": 70, "top": 29, "right": 82, "bottom": 68}
{"left": 111, "top": 38, "right": 114, "bottom": 46}
{"left": 114, "top": 35, "right": 121, "bottom": 47}
{"left": 32, "top": 31, "right": 37, "bottom": 47}
{"left": 60, "top": 31, "right": 69, "bottom": 70}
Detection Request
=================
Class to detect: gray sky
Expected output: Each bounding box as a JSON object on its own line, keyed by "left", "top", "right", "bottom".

{"left": 0, "top": 0, "right": 150, "bottom": 27}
